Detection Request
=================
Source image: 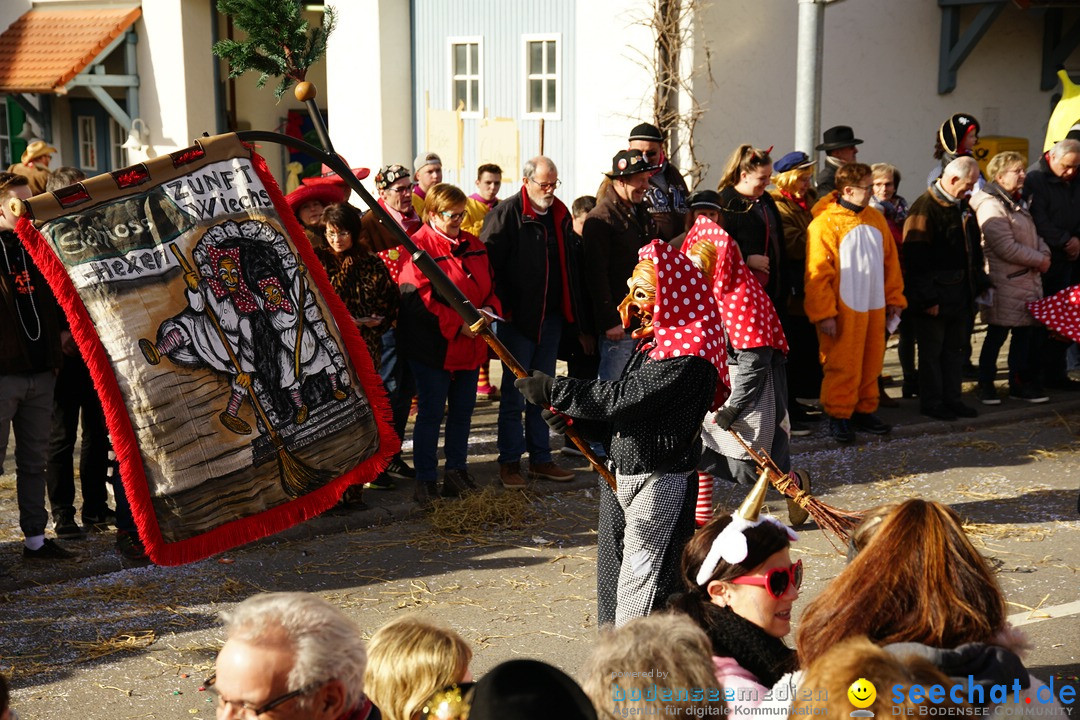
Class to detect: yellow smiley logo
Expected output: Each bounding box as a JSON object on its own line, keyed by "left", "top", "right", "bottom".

{"left": 847, "top": 678, "right": 877, "bottom": 709}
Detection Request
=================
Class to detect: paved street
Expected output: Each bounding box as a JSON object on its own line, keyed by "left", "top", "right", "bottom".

{"left": 2, "top": 340, "right": 1079, "bottom": 720}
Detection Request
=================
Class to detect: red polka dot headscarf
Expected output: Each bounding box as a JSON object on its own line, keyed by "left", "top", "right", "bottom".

{"left": 681, "top": 217, "right": 788, "bottom": 354}
{"left": 640, "top": 240, "right": 730, "bottom": 408}
{"left": 1029, "top": 284, "right": 1080, "bottom": 343}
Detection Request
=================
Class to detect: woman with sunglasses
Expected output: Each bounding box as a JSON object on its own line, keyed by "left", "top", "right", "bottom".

{"left": 668, "top": 473, "right": 802, "bottom": 713}
{"left": 396, "top": 183, "right": 501, "bottom": 507}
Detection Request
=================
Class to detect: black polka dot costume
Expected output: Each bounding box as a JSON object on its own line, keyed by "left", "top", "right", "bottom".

{"left": 549, "top": 241, "right": 723, "bottom": 625}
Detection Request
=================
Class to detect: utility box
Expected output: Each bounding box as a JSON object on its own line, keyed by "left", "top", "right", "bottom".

{"left": 972, "top": 136, "right": 1029, "bottom": 177}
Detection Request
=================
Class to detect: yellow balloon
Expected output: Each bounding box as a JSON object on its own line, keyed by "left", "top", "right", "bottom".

{"left": 1044, "top": 69, "right": 1080, "bottom": 151}
{"left": 848, "top": 678, "right": 877, "bottom": 709}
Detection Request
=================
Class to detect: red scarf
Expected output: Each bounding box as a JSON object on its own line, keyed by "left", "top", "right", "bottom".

{"left": 779, "top": 189, "right": 809, "bottom": 212}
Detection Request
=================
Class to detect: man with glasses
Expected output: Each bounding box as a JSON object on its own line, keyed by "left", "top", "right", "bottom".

{"left": 902, "top": 156, "right": 988, "bottom": 422}
{"left": 1022, "top": 138, "right": 1080, "bottom": 391}
{"left": 481, "top": 156, "right": 578, "bottom": 489}
{"left": 806, "top": 163, "right": 905, "bottom": 443}
{"left": 596, "top": 123, "right": 688, "bottom": 242}
{"left": 359, "top": 164, "right": 424, "bottom": 488}
{"left": 209, "top": 592, "right": 380, "bottom": 720}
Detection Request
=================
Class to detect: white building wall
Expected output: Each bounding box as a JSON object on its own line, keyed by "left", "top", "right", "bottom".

{"left": 691, "top": 0, "right": 1073, "bottom": 195}
{"left": 327, "top": 0, "right": 413, "bottom": 202}
{"left": 572, "top": 0, "right": 657, "bottom": 200}
{"left": 130, "top": 1, "right": 217, "bottom": 163}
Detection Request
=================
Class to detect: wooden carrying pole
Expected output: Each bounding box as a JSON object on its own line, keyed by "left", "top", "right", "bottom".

{"left": 244, "top": 82, "right": 616, "bottom": 491}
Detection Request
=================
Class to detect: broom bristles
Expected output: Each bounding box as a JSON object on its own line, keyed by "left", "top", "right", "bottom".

{"left": 765, "top": 467, "right": 863, "bottom": 546}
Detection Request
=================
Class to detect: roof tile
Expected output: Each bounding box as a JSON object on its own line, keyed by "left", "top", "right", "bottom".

{"left": 0, "top": 7, "right": 142, "bottom": 94}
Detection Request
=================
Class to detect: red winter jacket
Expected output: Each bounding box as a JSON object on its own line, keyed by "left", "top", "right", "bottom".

{"left": 396, "top": 223, "right": 501, "bottom": 371}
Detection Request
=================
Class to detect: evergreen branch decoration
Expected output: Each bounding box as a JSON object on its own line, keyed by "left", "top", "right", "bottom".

{"left": 213, "top": 0, "right": 336, "bottom": 100}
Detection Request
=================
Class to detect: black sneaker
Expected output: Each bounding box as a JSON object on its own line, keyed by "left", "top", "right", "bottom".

{"left": 851, "top": 412, "right": 891, "bottom": 435}
{"left": 82, "top": 508, "right": 117, "bottom": 533}
{"left": 23, "top": 538, "right": 78, "bottom": 561}
{"left": 383, "top": 456, "right": 415, "bottom": 481}
{"left": 978, "top": 384, "right": 1001, "bottom": 405}
{"left": 115, "top": 531, "right": 150, "bottom": 562}
{"left": 367, "top": 473, "right": 396, "bottom": 490}
{"left": 829, "top": 417, "right": 855, "bottom": 443}
{"left": 53, "top": 510, "right": 86, "bottom": 540}
{"left": 1009, "top": 385, "right": 1049, "bottom": 403}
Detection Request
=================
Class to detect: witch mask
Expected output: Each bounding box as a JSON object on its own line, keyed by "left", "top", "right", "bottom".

{"left": 617, "top": 259, "right": 657, "bottom": 339}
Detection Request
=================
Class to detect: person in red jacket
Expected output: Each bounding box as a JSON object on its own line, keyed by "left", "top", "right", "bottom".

{"left": 396, "top": 184, "right": 501, "bottom": 508}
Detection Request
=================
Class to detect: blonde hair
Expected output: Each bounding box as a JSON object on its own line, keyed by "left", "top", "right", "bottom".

{"left": 580, "top": 614, "right": 725, "bottom": 720}
{"left": 364, "top": 616, "right": 472, "bottom": 720}
{"left": 423, "top": 183, "right": 468, "bottom": 222}
{"left": 772, "top": 166, "right": 813, "bottom": 195}
{"left": 987, "top": 151, "right": 1025, "bottom": 182}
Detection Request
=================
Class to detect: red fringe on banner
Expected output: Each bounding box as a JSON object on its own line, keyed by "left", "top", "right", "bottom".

{"left": 16, "top": 143, "right": 398, "bottom": 565}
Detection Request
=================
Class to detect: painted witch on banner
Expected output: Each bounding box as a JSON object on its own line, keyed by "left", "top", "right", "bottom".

{"left": 14, "top": 133, "right": 397, "bottom": 565}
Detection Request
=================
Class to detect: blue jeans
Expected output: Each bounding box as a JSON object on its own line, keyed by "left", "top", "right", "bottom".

{"left": 497, "top": 316, "right": 563, "bottom": 464}
{"left": 599, "top": 334, "right": 637, "bottom": 381}
{"left": 408, "top": 361, "right": 479, "bottom": 484}
{"left": 379, "top": 329, "right": 416, "bottom": 444}
{"left": 0, "top": 371, "right": 57, "bottom": 538}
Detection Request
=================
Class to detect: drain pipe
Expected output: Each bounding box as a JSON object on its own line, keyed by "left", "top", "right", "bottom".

{"left": 794, "top": 0, "right": 826, "bottom": 157}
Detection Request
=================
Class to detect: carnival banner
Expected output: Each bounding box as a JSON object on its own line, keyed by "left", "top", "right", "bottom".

{"left": 15, "top": 133, "right": 398, "bottom": 565}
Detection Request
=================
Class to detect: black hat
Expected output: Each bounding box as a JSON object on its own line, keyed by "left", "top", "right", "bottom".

{"left": 816, "top": 126, "right": 863, "bottom": 152}
{"left": 687, "top": 189, "right": 722, "bottom": 211}
{"left": 628, "top": 122, "right": 663, "bottom": 143}
{"left": 938, "top": 113, "right": 980, "bottom": 155}
{"left": 469, "top": 659, "right": 597, "bottom": 720}
{"left": 606, "top": 149, "right": 657, "bottom": 178}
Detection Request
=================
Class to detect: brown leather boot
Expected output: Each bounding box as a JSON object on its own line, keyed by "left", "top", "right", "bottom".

{"left": 499, "top": 461, "right": 527, "bottom": 489}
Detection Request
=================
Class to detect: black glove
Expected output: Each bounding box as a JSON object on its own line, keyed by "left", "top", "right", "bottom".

{"left": 514, "top": 370, "right": 554, "bottom": 406}
{"left": 542, "top": 407, "right": 571, "bottom": 434}
{"left": 713, "top": 405, "right": 740, "bottom": 431}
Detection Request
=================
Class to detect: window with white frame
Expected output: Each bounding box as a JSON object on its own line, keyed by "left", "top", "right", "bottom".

{"left": 523, "top": 35, "right": 559, "bottom": 118}
{"left": 77, "top": 115, "right": 97, "bottom": 170}
{"left": 450, "top": 38, "right": 481, "bottom": 116}
{"left": 110, "top": 118, "right": 126, "bottom": 169}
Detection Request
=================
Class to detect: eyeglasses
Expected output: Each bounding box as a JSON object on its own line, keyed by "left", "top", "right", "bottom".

{"left": 420, "top": 682, "right": 476, "bottom": 720}
{"left": 384, "top": 184, "right": 412, "bottom": 194}
{"left": 325, "top": 228, "right": 351, "bottom": 238}
{"left": 204, "top": 674, "right": 323, "bottom": 718}
{"left": 527, "top": 177, "right": 561, "bottom": 191}
{"left": 729, "top": 559, "right": 802, "bottom": 599}
{"left": 439, "top": 210, "right": 466, "bottom": 221}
